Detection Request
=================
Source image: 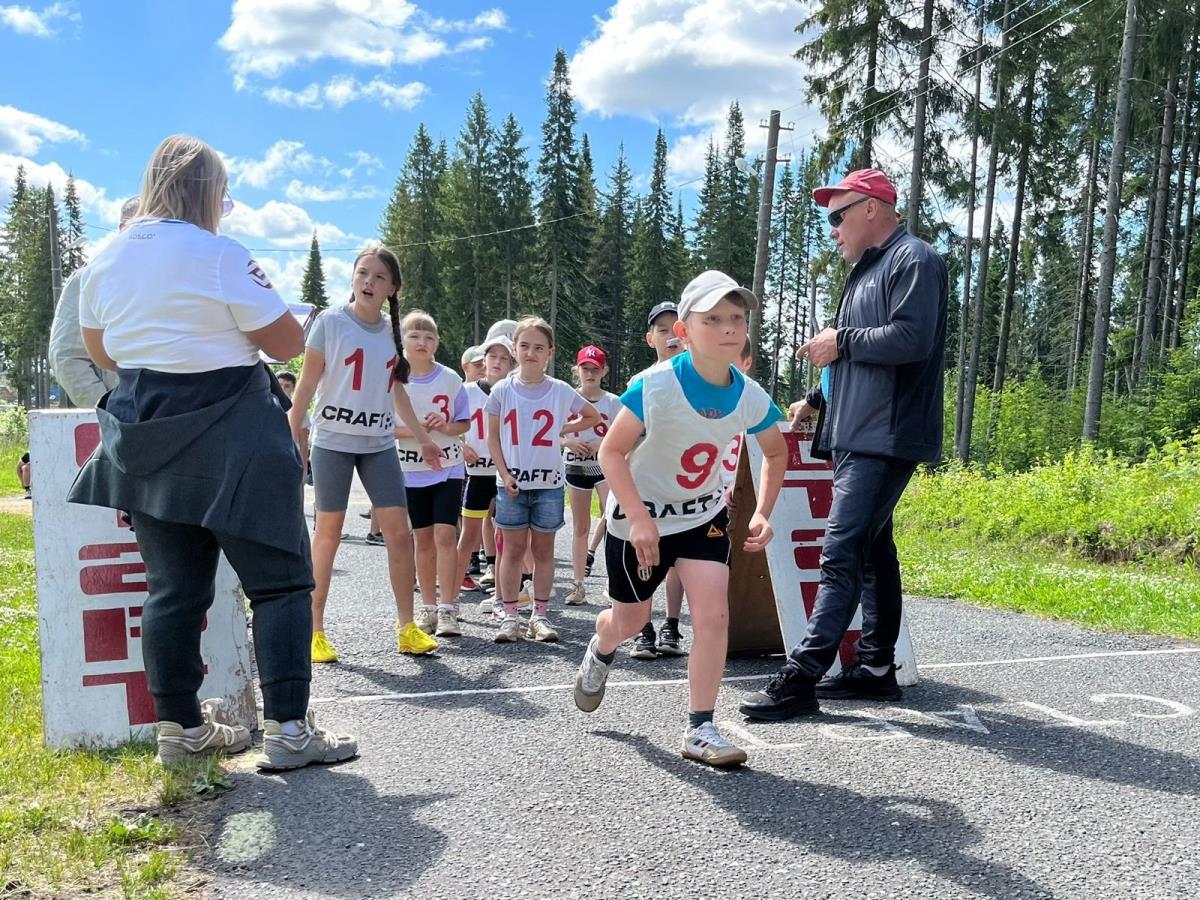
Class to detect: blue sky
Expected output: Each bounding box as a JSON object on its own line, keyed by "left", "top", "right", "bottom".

{"left": 0, "top": 0, "right": 812, "bottom": 299}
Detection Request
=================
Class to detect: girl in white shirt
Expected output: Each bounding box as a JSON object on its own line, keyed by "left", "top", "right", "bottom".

{"left": 485, "top": 317, "right": 600, "bottom": 643}
{"left": 563, "top": 345, "right": 622, "bottom": 607}
{"left": 288, "top": 247, "right": 442, "bottom": 660}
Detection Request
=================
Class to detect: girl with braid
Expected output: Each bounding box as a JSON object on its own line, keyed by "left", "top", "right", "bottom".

{"left": 289, "top": 246, "right": 443, "bottom": 661}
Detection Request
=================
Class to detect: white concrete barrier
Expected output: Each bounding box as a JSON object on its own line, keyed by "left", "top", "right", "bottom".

{"left": 30, "top": 410, "right": 256, "bottom": 749}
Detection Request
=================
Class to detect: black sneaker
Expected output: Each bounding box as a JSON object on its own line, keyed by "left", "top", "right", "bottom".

{"left": 468, "top": 553, "right": 483, "bottom": 576}
{"left": 364, "top": 532, "right": 386, "bottom": 546}
{"left": 738, "top": 669, "right": 820, "bottom": 721}
{"left": 630, "top": 624, "right": 658, "bottom": 659}
{"left": 816, "top": 660, "right": 902, "bottom": 701}
{"left": 585, "top": 550, "right": 595, "bottom": 577}
{"left": 656, "top": 621, "right": 687, "bottom": 656}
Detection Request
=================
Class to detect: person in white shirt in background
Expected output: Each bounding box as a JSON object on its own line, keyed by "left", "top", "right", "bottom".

{"left": 49, "top": 197, "right": 139, "bottom": 406}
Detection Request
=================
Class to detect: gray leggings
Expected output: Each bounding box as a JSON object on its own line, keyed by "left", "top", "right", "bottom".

{"left": 310, "top": 446, "right": 408, "bottom": 512}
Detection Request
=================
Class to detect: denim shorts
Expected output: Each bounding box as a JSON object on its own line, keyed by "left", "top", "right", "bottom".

{"left": 494, "top": 486, "right": 565, "bottom": 533}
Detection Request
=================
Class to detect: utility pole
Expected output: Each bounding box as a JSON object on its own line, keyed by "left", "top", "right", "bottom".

{"left": 749, "top": 110, "right": 792, "bottom": 375}
{"left": 769, "top": 186, "right": 789, "bottom": 401}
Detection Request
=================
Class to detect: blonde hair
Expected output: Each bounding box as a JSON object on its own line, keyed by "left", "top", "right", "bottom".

{"left": 512, "top": 316, "right": 554, "bottom": 347}
{"left": 400, "top": 309, "right": 439, "bottom": 337}
{"left": 137, "top": 135, "right": 226, "bottom": 233}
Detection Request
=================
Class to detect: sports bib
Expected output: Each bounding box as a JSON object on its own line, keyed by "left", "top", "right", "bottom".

{"left": 463, "top": 381, "right": 496, "bottom": 475}
{"left": 492, "top": 376, "right": 579, "bottom": 489}
{"left": 563, "top": 390, "right": 621, "bottom": 477}
{"left": 396, "top": 363, "right": 466, "bottom": 472}
{"left": 313, "top": 307, "right": 397, "bottom": 441}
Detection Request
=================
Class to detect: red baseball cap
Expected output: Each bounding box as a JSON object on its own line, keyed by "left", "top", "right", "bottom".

{"left": 576, "top": 345, "right": 607, "bottom": 367}
{"left": 813, "top": 168, "right": 898, "bottom": 208}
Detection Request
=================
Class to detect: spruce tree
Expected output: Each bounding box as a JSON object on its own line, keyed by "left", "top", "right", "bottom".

{"left": 589, "top": 146, "right": 634, "bottom": 384}
{"left": 300, "top": 230, "right": 328, "bottom": 309}
{"left": 495, "top": 113, "right": 535, "bottom": 319}
{"left": 63, "top": 174, "right": 85, "bottom": 276}
{"left": 631, "top": 128, "right": 673, "bottom": 310}
{"left": 381, "top": 123, "right": 445, "bottom": 315}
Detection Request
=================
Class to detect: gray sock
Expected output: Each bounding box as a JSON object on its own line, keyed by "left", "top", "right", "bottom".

{"left": 688, "top": 709, "right": 714, "bottom": 729}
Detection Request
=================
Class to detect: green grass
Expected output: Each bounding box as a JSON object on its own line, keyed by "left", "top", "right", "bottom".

{"left": 0, "top": 513, "right": 223, "bottom": 898}
{"left": 894, "top": 445, "right": 1200, "bottom": 639}
{"left": 0, "top": 439, "right": 25, "bottom": 496}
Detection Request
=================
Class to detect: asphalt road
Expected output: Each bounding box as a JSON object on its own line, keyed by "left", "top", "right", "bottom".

{"left": 203, "top": 487, "right": 1200, "bottom": 900}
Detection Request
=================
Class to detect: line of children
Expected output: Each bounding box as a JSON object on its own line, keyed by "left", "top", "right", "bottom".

{"left": 486, "top": 317, "right": 599, "bottom": 642}
{"left": 288, "top": 246, "right": 443, "bottom": 662}
{"left": 397, "top": 311, "right": 471, "bottom": 638}
{"left": 456, "top": 344, "right": 490, "bottom": 590}
{"left": 563, "top": 345, "right": 621, "bottom": 607}
{"left": 574, "top": 270, "right": 787, "bottom": 767}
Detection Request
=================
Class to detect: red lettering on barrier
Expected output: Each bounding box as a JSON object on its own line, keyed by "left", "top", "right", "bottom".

{"left": 81, "top": 671, "right": 156, "bottom": 725}
{"left": 78, "top": 544, "right": 146, "bottom": 596}
{"left": 74, "top": 423, "right": 101, "bottom": 467}
{"left": 785, "top": 431, "right": 833, "bottom": 472}
{"left": 82, "top": 608, "right": 127, "bottom": 662}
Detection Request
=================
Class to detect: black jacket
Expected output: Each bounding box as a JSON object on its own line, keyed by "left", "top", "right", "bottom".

{"left": 813, "top": 225, "right": 947, "bottom": 464}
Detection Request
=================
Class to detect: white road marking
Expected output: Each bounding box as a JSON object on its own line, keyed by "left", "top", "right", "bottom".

{"left": 308, "top": 645, "right": 1200, "bottom": 706}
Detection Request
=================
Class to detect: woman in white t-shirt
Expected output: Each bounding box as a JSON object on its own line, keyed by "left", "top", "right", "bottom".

{"left": 72, "top": 134, "right": 354, "bottom": 772}
{"left": 287, "top": 247, "right": 443, "bottom": 661}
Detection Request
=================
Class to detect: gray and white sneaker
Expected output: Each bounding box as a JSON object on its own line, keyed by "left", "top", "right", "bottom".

{"left": 414, "top": 605, "right": 437, "bottom": 634}
{"left": 564, "top": 580, "right": 586, "bottom": 606}
{"left": 478, "top": 595, "right": 498, "bottom": 619}
{"left": 479, "top": 563, "right": 496, "bottom": 587}
{"left": 156, "top": 698, "right": 250, "bottom": 766}
{"left": 257, "top": 710, "right": 358, "bottom": 771}
{"left": 494, "top": 615, "right": 523, "bottom": 643}
{"left": 681, "top": 721, "right": 747, "bottom": 768}
{"left": 573, "top": 635, "right": 610, "bottom": 713}
{"left": 526, "top": 615, "right": 559, "bottom": 642}
{"left": 435, "top": 608, "right": 462, "bottom": 637}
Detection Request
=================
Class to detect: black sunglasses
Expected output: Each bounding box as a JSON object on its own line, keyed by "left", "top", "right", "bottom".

{"left": 827, "top": 196, "right": 870, "bottom": 228}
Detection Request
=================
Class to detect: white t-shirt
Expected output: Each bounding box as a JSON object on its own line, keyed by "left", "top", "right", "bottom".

{"left": 605, "top": 360, "right": 772, "bottom": 539}
{"left": 484, "top": 375, "right": 585, "bottom": 490}
{"left": 79, "top": 219, "right": 287, "bottom": 373}
{"left": 563, "top": 390, "right": 621, "bottom": 476}
{"left": 463, "top": 382, "right": 496, "bottom": 476}
{"left": 306, "top": 304, "right": 398, "bottom": 453}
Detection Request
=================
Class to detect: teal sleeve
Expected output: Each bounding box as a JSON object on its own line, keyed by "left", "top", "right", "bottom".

{"left": 747, "top": 402, "right": 783, "bottom": 435}
{"left": 619, "top": 379, "right": 645, "bottom": 422}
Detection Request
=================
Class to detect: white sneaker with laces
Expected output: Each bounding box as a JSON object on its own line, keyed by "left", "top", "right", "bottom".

{"left": 156, "top": 698, "right": 250, "bottom": 765}
{"left": 494, "top": 615, "right": 523, "bottom": 643}
{"left": 681, "top": 721, "right": 747, "bottom": 768}
{"left": 526, "top": 615, "right": 559, "bottom": 642}
{"left": 573, "top": 635, "right": 610, "bottom": 712}
{"left": 479, "top": 564, "right": 496, "bottom": 587}
{"left": 517, "top": 579, "right": 533, "bottom": 608}
{"left": 565, "top": 580, "right": 586, "bottom": 605}
{"left": 257, "top": 710, "right": 358, "bottom": 771}
{"left": 435, "top": 608, "right": 462, "bottom": 637}
{"left": 477, "top": 596, "right": 498, "bottom": 619}
{"left": 414, "top": 605, "right": 437, "bottom": 634}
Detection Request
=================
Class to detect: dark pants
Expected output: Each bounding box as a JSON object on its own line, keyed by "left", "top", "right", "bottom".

{"left": 784, "top": 451, "right": 917, "bottom": 679}
{"left": 131, "top": 511, "right": 315, "bottom": 727}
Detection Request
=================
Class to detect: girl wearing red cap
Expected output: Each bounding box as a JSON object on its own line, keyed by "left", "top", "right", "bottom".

{"left": 564, "top": 345, "right": 622, "bottom": 606}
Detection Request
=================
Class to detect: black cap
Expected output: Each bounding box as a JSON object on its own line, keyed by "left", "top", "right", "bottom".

{"left": 646, "top": 301, "right": 678, "bottom": 327}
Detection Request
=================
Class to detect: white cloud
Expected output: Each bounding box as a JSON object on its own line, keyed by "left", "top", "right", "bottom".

{"left": 263, "top": 75, "right": 429, "bottom": 111}
{"left": 571, "top": 0, "right": 815, "bottom": 185}
{"left": 0, "top": 152, "right": 124, "bottom": 222}
{"left": 283, "top": 179, "right": 381, "bottom": 203}
{"left": 0, "top": 2, "right": 78, "bottom": 37}
{"left": 254, "top": 250, "right": 354, "bottom": 304}
{"left": 0, "top": 105, "right": 85, "bottom": 155}
{"left": 223, "top": 139, "right": 332, "bottom": 189}
{"left": 223, "top": 198, "right": 357, "bottom": 250}
{"left": 219, "top": 0, "right": 504, "bottom": 80}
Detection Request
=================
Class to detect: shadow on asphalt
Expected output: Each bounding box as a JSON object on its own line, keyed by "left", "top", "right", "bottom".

{"left": 595, "top": 730, "right": 1055, "bottom": 900}
{"left": 210, "top": 768, "right": 454, "bottom": 898}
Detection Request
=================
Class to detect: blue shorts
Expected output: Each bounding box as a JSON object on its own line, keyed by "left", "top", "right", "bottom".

{"left": 494, "top": 486, "right": 565, "bottom": 533}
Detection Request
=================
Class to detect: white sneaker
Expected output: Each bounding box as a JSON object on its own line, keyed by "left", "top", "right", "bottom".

{"left": 479, "top": 563, "right": 496, "bottom": 587}
{"left": 257, "top": 710, "right": 358, "bottom": 771}
{"left": 681, "top": 721, "right": 747, "bottom": 768}
{"left": 565, "top": 580, "right": 586, "bottom": 606}
{"left": 517, "top": 579, "right": 533, "bottom": 608}
{"left": 435, "top": 608, "right": 462, "bottom": 637}
{"left": 526, "top": 615, "right": 559, "bottom": 642}
{"left": 478, "top": 596, "right": 498, "bottom": 619}
{"left": 573, "top": 635, "right": 610, "bottom": 713}
{"left": 494, "top": 615, "right": 523, "bottom": 643}
{"left": 414, "top": 605, "right": 437, "bottom": 634}
{"left": 156, "top": 698, "right": 250, "bottom": 765}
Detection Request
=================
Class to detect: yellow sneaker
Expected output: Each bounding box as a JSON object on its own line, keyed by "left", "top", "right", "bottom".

{"left": 396, "top": 621, "right": 439, "bottom": 655}
{"left": 311, "top": 631, "right": 338, "bottom": 664}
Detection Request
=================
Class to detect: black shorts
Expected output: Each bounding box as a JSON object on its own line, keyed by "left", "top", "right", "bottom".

{"left": 605, "top": 509, "right": 730, "bottom": 604}
{"left": 565, "top": 470, "right": 605, "bottom": 491}
{"left": 461, "top": 474, "right": 497, "bottom": 518}
{"left": 407, "top": 478, "right": 464, "bottom": 529}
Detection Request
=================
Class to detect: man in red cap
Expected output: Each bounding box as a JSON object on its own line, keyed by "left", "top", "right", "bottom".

{"left": 740, "top": 168, "right": 948, "bottom": 721}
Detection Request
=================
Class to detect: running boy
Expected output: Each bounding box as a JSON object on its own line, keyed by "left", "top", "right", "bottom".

{"left": 486, "top": 317, "right": 599, "bottom": 642}
{"left": 563, "top": 345, "right": 621, "bottom": 606}
{"left": 574, "top": 271, "right": 787, "bottom": 767}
